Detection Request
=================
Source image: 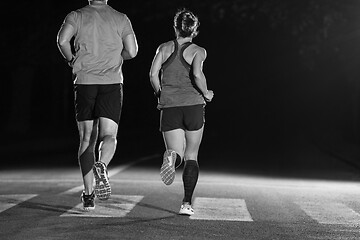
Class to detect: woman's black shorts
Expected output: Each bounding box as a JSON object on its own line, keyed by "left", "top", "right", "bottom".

{"left": 160, "top": 104, "right": 205, "bottom": 132}
{"left": 74, "top": 84, "right": 123, "bottom": 124}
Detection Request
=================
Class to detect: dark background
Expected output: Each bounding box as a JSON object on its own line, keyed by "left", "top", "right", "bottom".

{"left": 2, "top": 0, "right": 360, "bottom": 173}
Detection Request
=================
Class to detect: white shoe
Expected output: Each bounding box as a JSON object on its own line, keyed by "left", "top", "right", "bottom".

{"left": 179, "top": 202, "right": 194, "bottom": 215}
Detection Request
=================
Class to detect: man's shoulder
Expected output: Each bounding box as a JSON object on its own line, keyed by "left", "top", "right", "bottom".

{"left": 106, "top": 5, "right": 128, "bottom": 19}
{"left": 67, "top": 5, "right": 90, "bottom": 17}
{"left": 74, "top": 5, "right": 125, "bottom": 15}
{"left": 76, "top": 5, "right": 92, "bottom": 13}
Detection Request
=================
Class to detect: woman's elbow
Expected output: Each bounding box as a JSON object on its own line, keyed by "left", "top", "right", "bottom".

{"left": 149, "top": 71, "right": 157, "bottom": 80}
{"left": 57, "top": 35, "right": 67, "bottom": 47}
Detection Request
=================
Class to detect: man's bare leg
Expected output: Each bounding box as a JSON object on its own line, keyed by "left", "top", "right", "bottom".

{"left": 93, "top": 117, "right": 118, "bottom": 200}
{"left": 77, "top": 120, "right": 99, "bottom": 195}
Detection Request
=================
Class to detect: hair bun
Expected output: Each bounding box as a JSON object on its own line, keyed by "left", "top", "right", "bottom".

{"left": 174, "top": 9, "right": 200, "bottom": 38}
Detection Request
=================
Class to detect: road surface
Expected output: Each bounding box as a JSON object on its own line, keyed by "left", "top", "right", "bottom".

{"left": 1, "top": 150, "right": 360, "bottom": 240}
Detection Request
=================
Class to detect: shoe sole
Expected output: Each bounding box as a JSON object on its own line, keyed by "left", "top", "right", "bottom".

{"left": 160, "top": 150, "right": 176, "bottom": 185}
{"left": 83, "top": 206, "right": 95, "bottom": 211}
{"left": 93, "top": 162, "right": 111, "bottom": 200}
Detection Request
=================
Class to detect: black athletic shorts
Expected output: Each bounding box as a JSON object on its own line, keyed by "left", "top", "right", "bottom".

{"left": 74, "top": 84, "right": 123, "bottom": 124}
{"left": 160, "top": 104, "right": 205, "bottom": 132}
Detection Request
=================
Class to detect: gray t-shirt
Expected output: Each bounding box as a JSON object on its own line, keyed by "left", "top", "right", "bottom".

{"left": 63, "top": 4, "right": 134, "bottom": 84}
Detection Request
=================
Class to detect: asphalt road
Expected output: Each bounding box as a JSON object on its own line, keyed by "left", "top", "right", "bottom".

{"left": 1, "top": 145, "right": 360, "bottom": 240}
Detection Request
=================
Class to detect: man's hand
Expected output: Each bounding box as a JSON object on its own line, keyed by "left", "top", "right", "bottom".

{"left": 204, "top": 90, "right": 214, "bottom": 102}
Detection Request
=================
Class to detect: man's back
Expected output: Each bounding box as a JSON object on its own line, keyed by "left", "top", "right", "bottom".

{"left": 64, "top": 3, "right": 134, "bottom": 84}
{"left": 57, "top": 0, "right": 138, "bottom": 211}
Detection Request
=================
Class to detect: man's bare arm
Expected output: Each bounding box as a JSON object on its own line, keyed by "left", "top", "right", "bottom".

{"left": 121, "top": 34, "right": 138, "bottom": 60}
{"left": 149, "top": 46, "right": 163, "bottom": 95}
{"left": 57, "top": 23, "right": 75, "bottom": 62}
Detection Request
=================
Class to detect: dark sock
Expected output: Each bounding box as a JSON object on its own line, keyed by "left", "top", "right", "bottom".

{"left": 79, "top": 146, "right": 95, "bottom": 177}
{"left": 182, "top": 160, "right": 199, "bottom": 204}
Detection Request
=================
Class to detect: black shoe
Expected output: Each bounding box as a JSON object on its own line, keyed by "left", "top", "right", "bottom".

{"left": 81, "top": 191, "right": 95, "bottom": 211}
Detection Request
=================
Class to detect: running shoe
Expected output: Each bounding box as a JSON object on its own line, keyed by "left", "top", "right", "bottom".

{"left": 93, "top": 161, "right": 111, "bottom": 200}
{"left": 179, "top": 202, "right": 194, "bottom": 215}
{"left": 81, "top": 191, "right": 95, "bottom": 211}
{"left": 160, "top": 150, "right": 177, "bottom": 185}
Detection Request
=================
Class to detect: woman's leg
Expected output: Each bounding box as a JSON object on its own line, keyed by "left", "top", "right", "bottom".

{"left": 184, "top": 126, "right": 204, "bottom": 161}
{"left": 162, "top": 128, "right": 185, "bottom": 159}
{"left": 182, "top": 126, "right": 204, "bottom": 205}
{"left": 160, "top": 129, "right": 185, "bottom": 185}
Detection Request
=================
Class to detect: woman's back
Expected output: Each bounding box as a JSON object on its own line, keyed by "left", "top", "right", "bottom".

{"left": 158, "top": 40, "right": 205, "bottom": 109}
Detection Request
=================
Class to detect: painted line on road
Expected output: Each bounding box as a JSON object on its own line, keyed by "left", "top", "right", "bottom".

{"left": 190, "top": 197, "right": 253, "bottom": 222}
{"left": 61, "top": 195, "right": 143, "bottom": 218}
{"left": 0, "top": 194, "right": 38, "bottom": 213}
{"left": 60, "top": 154, "right": 160, "bottom": 195}
{"left": 296, "top": 201, "right": 360, "bottom": 226}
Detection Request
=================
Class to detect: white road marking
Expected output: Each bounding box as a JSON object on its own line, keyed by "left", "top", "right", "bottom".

{"left": 190, "top": 197, "right": 253, "bottom": 222}
{"left": 0, "top": 194, "right": 37, "bottom": 213}
{"left": 296, "top": 201, "right": 360, "bottom": 226}
{"left": 61, "top": 195, "right": 143, "bottom": 218}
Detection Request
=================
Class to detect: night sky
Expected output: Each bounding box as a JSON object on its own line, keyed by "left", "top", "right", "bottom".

{"left": 2, "top": 0, "right": 360, "bottom": 169}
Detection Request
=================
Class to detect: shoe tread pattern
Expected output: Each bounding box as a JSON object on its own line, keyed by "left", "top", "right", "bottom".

{"left": 93, "top": 162, "right": 111, "bottom": 200}
{"left": 160, "top": 150, "right": 176, "bottom": 185}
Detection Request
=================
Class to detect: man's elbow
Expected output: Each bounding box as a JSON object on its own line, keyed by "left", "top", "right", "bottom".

{"left": 128, "top": 47, "right": 138, "bottom": 59}
{"left": 129, "top": 51, "right": 137, "bottom": 59}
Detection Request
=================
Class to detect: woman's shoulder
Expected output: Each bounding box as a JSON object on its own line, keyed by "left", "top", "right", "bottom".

{"left": 189, "top": 43, "right": 207, "bottom": 58}
{"left": 158, "top": 40, "right": 175, "bottom": 51}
